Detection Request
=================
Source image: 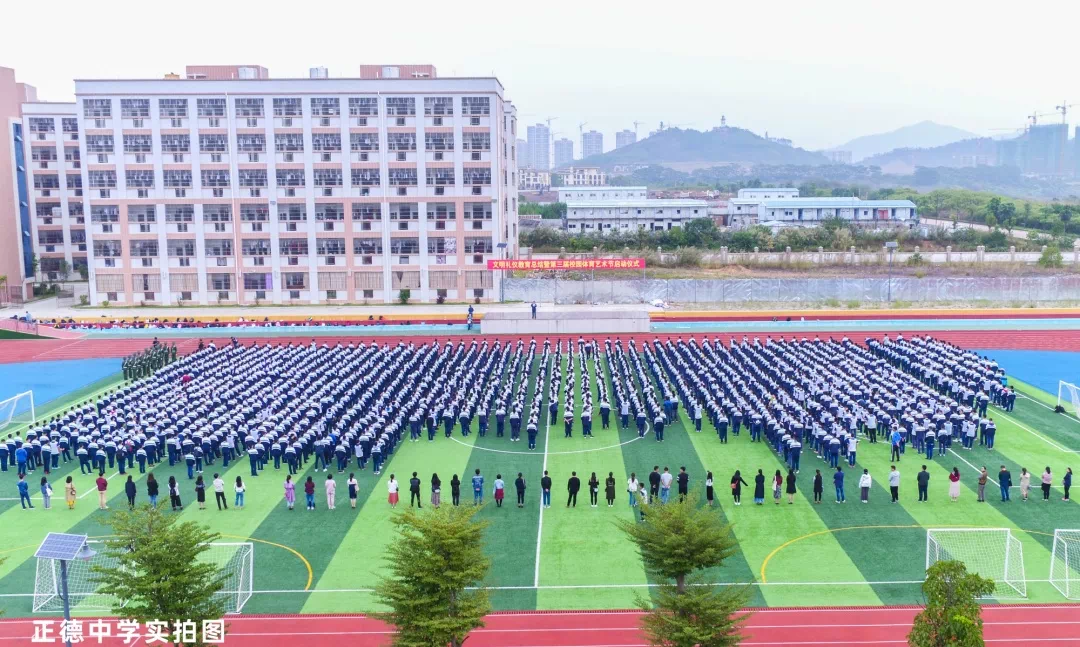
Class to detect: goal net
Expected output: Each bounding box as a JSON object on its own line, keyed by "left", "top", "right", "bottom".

{"left": 0, "top": 390, "right": 34, "bottom": 432}
{"left": 1050, "top": 529, "right": 1080, "bottom": 599}
{"left": 33, "top": 541, "right": 253, "bottom": 614}
{"left": 926, "top": 528, "right": 1026, "bottom": 599}
{"left": 1058, "top": 381, "right": 1080, "bottom": 418}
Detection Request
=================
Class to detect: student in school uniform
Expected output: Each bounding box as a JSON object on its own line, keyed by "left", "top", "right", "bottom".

{"left": 541, "top": 470, "right": 552, "bottom": 508}
{"left": 17, "top": 473, "right": 32, "bottom": 509}
{"left": 472, "top": 469, "right": 485, "bottom": 505}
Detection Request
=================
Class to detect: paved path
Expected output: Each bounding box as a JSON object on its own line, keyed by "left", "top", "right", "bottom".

{"left": 921, "top": 217, "right": 1031, "bottom": 239}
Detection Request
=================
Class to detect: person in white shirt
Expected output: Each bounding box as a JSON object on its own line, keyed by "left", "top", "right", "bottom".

{"left": 627, "top": 473, "right": 639, "bottom": 507}
{"left": 888, "top": 466, "right": 901, "bottom": 503}
{"left": 659, "top": 467, "right": 674, "bottom": 504}
{"left": 234, "top": 476, "right": 246, "bottom": 510}
{"left": 212, "top": 473, "right": 227, "bottom": 510}
{"left": 858, "top": 469, "right": 872, "bottom": 503}
{"left": 325, "top": 473, "right": 336, "bottom": 510}
{"left": 387, "top": 474, "right": 399, "bottom": 508}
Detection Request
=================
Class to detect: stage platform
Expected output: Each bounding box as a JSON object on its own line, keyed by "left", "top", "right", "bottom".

{"left": 480, "top": 308, "right": 650, "bottom": 335}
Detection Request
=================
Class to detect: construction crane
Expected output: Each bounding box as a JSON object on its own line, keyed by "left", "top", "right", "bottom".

{"left": 1028, "top": 111, "right": 1056, "bottom": 127}
{"left": 1056, "top": 101, "right": 1079, "bottom": 124}
{"left": 545, "top": 116, "right": 558, "bottom": 129}
{"left": 632, "top": 121, "right": 644, "bottom": 138}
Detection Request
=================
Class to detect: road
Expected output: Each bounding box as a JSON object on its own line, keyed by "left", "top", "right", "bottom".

{"left": 921, "top": 217, "right": 1030, "bottom": 239}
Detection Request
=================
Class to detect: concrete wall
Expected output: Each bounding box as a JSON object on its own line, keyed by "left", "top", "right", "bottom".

{"left": 504, "top": 276, "right": 1080, "bottom": 305}
{"left": 481, "top": 309, "right": 649, "bottom": 334}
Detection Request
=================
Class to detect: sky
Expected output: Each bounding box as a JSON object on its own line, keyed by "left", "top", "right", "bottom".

{"left": 3, "top": 0, "right": 1078, "bottom": 153}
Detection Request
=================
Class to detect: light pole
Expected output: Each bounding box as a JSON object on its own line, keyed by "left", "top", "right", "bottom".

{"left": 886, "top": 241, "right": 898, "bottom": 303}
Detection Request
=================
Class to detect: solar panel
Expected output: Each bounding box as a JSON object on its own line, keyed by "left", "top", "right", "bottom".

{"left": 34, "top": 533, "right": 89, "bottom": 561}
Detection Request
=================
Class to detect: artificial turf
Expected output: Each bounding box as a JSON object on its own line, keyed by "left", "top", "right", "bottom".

{"left": 3, "top": 346, "right": 1080, "bottom": 616}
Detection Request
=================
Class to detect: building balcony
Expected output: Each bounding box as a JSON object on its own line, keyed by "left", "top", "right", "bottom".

{"left": 65, "top": 189, "right": 83, "bottom": 200}
{"left": 34, "top": 189, "right": 60, "bottom": 200}
{"left": 31, "top": 132, "right": 57, "bottom": 143}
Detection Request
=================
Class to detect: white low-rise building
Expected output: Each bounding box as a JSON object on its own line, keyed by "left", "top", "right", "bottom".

{"left": 566, "top": 198, "right": 708, "bottom": 235}
{"left": 759, "top": 198, "right": 917, "bottom": 224}
{"left": 519, "top": 168, "right": 551, "bottom": 191}
{"left": 555, "top": 166, "right": 606, "bottom": 186}
{"left": 737, "top": 187, "right": 799, "bottom": 200}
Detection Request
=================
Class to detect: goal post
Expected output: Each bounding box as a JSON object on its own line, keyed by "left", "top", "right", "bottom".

{"left": 33, "top": 540, "right": 253, "bottom": 614}
{"left": 0, "top": 390, "right": 35, "bottom": 431}
{"left": 926, "top": 528, "right": 1026, "bottom": 599}
{"left": 1050, "top": 529, "right": 1080, "bottom": 599}
{"left": 1058, "top": 381, "right": 1080, "bottom": 418}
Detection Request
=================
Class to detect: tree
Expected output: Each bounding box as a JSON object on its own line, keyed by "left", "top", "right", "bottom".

{"left": 59, "top": 260, "right": 71, "bottom": 281}
{"left": 1038, "top": 244, "right": 1064, "bottom": 269}
{"left": 398, "top": 288, "right": 411, "bottom": 305}
{"left": 908, "top": 560, "right": 994, "bottom": 647}
{"left": 618, "top": 494, "right": 749, "bottom": 647}
{"left": 91, "top": 506, "right": 227, "bottom": 647}
{"left": 375, "top": 505, "right": 491, "bottom": 647}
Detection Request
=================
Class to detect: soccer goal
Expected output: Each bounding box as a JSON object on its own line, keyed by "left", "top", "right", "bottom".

{"left": 1058, "top": 381, "right": 1080, "bottom": 418}
{"left": 0, "top": 390, "right": 34, "bottom": 431}
{"left": 926, "top": 528, "right": 1026, "bottom": 599}
{"left": 1050, "top": 529, "right": 1080, "bottom": 599}
{"left": 33, "top": 541, "right": 254, "bottom": 613}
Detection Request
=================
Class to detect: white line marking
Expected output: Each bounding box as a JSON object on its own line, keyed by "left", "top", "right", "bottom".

{"left": 1014, "top": 392, "right": 1080, "bottom": 425}
{"left": 992, "top": 406, "right": 1079, "bottom": 454}
{"left": 448, "top": 430, "right": 648, "bottom": 455}
{"left": 946, "top": 448, "right": 1000, "bottom": 487}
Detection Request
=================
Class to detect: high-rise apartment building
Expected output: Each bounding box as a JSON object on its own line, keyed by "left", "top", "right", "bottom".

{"left": 39, "top": 68, "right": 517, "bottom": 306}
{"left": 526, "top": 123, "right": 550, "bottom": 170}
{"left": 582, "top": 130, "right": 603, "bottom": 159}
{"left": 0, "top": 66, "right": 39, "bottom": 302}
{"left": 615, "top": 129, "right": 636, "bottom": 149}
{"left": 553, "top": 138, "right": 574, "bottom": 169}
{"left": 516, "top": 138, "right": 530, "bottom": 168}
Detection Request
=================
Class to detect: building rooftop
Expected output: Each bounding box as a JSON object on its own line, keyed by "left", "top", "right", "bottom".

{"left": 558, "top": 186, "right": 647, "bottom": 191}
{"left": 761, "top": 198, "right": 916, "bottom": 208}
{"left": 567, "top": 199, "right": 709, "bottom": 209}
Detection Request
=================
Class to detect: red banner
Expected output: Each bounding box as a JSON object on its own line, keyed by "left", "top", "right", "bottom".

{"left": 488, "top": 258, "right": 646, "bottom": 271}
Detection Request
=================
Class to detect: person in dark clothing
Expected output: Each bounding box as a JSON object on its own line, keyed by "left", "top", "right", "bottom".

{"left": 917, "top": 465, "right": 930, "bottom": 502}
{"left": 541, "top": 470, "right": 553, "bottom": 508}
{"left": 450, "top": 474, "right": 461, "bottom": 506}
{"left": 753, "top": 469, "right": 766, "bottom": 505}
{"left": 567, "top": 471, "right": 581, "bottom": 507}
{"left": 1065, "top": 467, "right": 1073, "bottom": 501}
{"left": 785, "top": 469, "right": 797, "bottom": 504}
{"left": 124, "top": 475, "right": 137, "bottom": 509}
{"left": 999, "top": 465, "right": 1012, "bottom": 502}
{"left": 587, "top": 473, "right": 599, "bottom": 507}
{"left": 705, "top": 471, "right": 715, "bottom": 506}
{"left": 605, "top": 471, "right": 616, "bottom": 507}
{"left": 731, "top": 470, "right": 748, "bottom": 505}
{"left": 812, "top": 469, "right": 823, "bottom": 504}
{"left": 409, "top": 472, "right": 422, "bottom": 508}
{"left": 648, "top": 466, "right": 661, "bottom": 504}
{"left": 515, "top": 473, "right": 526, "bottom": 508}
{"left": 676, "top": 467, "right": 689, "bottom": 502}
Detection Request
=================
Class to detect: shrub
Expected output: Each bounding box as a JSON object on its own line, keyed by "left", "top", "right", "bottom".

{"left": 823, "top": 298, "right": 841, "bottom": 308}
{"left": 436, "top": 295, "right": 446, "bottom": 305}
{"left": 1038, "top": 244, "right": 1064, "bottom": 269}
{"left": 906, "top": 252, "right": 925, "bottom": 267}
{"left": 845, "top": 300, "right": 860, "bottom": 309}
{"left": 398, "top": 288, "right": 411, "bottom": 305}
{"left": 101, "top": 300, "right": 110, "bottom": 308}
{"left": 891, "top": 300, "right": 913, "bottom": 309}
{"left": 79, "top": 295, "right": 89, "bottom": 306}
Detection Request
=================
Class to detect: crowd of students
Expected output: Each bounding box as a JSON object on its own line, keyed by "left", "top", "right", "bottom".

{"left": 5, "top": 332, "right": 1073, "bottom": 517}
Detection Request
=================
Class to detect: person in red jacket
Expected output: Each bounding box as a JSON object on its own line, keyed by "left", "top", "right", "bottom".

{"left": 95, "top": 472, "right": 109, "bottom": 510}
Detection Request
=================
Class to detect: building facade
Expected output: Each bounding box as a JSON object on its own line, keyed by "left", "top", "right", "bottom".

{"left": 566, "top": 198, "right": 707, "bottom": 235}
{"left": 553, "top": 137, "right": 573, "bottom": 169}
{"left": 582, "top": 130, "right": 603, "bottom": 159}
{"left": 758, "top": 199, "right": 916, "bottom": 225}
{"left": 64, "top": 73, "right": 517, "bottom": 306}
{"left": 615, "top": 129, "right": 636, "bottom": 149}
{"left": 519, "top": 168, "right": 551, "bottom": 191}
{"left": 557, "top": 186, "right": 647, "bottom": 202}
{"left": 737, "top": 187, "right": 799, "bottom": 200}
{"left": 1, "top": 66, "right": 38, "bottom": 302}
{"left": 554, "top": 166, "right": 606, "bottom": 186}
{"left": 516, "top": 138, "right": 529, "bottom": 171}
{"left": 526, "top": 123, "right": 550, "bottom": 170}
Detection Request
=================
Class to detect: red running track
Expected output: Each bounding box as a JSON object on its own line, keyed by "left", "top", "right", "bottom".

{"left": 3, "top": 606, "right": 1080, "bottom": 646}
{"left": 2, "top": 329, "right": 1080, "bottom": 365}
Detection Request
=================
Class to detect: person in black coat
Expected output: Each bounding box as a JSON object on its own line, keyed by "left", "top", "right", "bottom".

{"left": 605, "top": 472, "right": 616, "bottom": 507}
{"left": 588, "top": 472, "right": 600, "bottom": 507}
{"left": 676, "top": 467, "right": 689, "bottom": 502}
{"left": 124, "top": 475, "right": 137, "bottom": 509}
{"left": 812, "top": 469, "right": 823, "bottom": 504}
{"left": 409, "top": 472, "right": 422, "bottom": 508}
{"left": 731, "top": 470, "right": 748, "bottom": 506}
{"left": 450, "top": 474, "right": 461, "bottom": 506}
{"left": 785, "top": 469, "right": 797, "bottom": 504}
{"left": 567, "top": 471, "right": 581, "bottom": 507}
{"left": 648, "top": 466, "right": 661, "bottom": 504}
{"left": 753, "top": 469, "right": 766, "bottom": 505}
{"left": 514, "top": 473, "right": 526, "bottom": 508}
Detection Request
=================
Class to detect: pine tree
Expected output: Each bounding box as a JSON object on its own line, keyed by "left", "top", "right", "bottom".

{"left": 374, "top": 504, "right": 491, "bottom": 647}
{"left": 617, "top": 493, "right": 749, "bottom": 647}
{"left": 91, "top": 505, "right": 227, "bottom": 647}
{"left": 908, "top": 560, "right": 995, "bottom": 647}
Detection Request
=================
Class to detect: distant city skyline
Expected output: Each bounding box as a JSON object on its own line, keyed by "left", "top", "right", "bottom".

{"left": 1, "top": 1, "right": 1077, "bottom": 151}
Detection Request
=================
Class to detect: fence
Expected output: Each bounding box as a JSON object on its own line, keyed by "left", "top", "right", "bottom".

{"left": 503, "top": 276, "right": 1080, "bottom": 305}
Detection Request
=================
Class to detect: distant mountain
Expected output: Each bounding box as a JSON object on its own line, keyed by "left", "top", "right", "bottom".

{"left": 584, "top": 127, "right": 829, "bottom": 169}
{"left": 833, "top": 121, "right": 979, "bottom": 162}
{"left": 861, "top": 137, "right": 1000, "bottom": 175}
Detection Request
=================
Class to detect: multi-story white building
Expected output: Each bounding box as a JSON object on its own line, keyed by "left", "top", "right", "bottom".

{"left": 526, "top": 123, "right": 550, "bottom": 170}
{"left": 553, "top": 138, "right": 573, "bottom": 169}
{"left": 516, "top": 138, "right": 529, "bottom": 170}
{"left": 60, "top": 67, "right": 517, "bottom": 306}
{"left": 737, "top": 187, "right": 799, "bottom": 200}
{"left": 554, "top": 166, "right": 606, "bottom": 186}
{"left": 582, "top": 130, "right": 603, "bottom": 159}
{"left": 557, "top": 186, "right": 647, "bottom": 202}
{"left": 566, "top": 198, "right": 707, "bottom": 235}
{"left": 519, "top": 168, "right": 551, "bottom": 191}
{"left": 615, "top": 129, "right": 636, "bottom": 149}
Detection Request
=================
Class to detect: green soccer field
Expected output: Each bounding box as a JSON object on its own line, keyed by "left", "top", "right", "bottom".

{"left": 2, "top": 351, "right": 1080, "bottom": 616}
